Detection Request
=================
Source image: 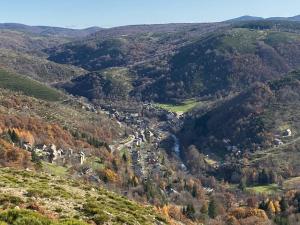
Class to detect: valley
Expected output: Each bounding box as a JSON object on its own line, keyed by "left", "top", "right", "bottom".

{"left": 1, "top": 16, "right": 300, "bottom": 225}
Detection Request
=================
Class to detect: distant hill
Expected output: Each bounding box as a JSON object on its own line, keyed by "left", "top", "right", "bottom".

{"left": 46, "top": 22, "right": 226, "bottom": 71}
{"left": 226, "top": 15, "right": 264, "bottom": 22}
{"left": 47, "top": 21, "right": 300, "bottom": 102}
{"left": 0, "top": 29, "right": 70, "bottom": 54}
{"left": 228, "top": 15, "right": 300, "bottom": 22}
{"left": 266, "top": 15, "right": 300, "bottom": 22}
{"left": 0, "top": 25, "right": 88, "bottom": 84}
{"left": 0, "top": 23, "right": 103, "bottom": 38}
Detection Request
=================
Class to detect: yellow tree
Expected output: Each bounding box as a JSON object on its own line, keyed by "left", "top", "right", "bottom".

{"left": 267, "top": 200, "right": 276, "bottom": 217}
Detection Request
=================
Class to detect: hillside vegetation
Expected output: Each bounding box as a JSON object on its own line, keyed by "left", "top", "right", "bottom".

{"left": 148, "top": 27, "right": 300, "bottom": 100}
{"left": 0, "top": 168, "right": 167, "bottom": 225}
{"left": 57, "top": 67, "right": 134, "bottom": 100}
{"left": 180, "top": 70, "right": 300, "bottom": 185}
{"left": 0, "top": 87, "right": 122, "bottom": 145}
{"left": 0, "top": 49, "right": 86, "bottom": 83}
{"left": 0, "top": 69, "right": 64, "bottom": 101}
{"left": 47, "top": 21, "right": 300, "bottom": 103}
{"left": 46, "top": 23, "right": 225, "bottom": 71}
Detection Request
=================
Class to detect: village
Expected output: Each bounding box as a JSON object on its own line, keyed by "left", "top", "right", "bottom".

{"left": 15, "top": 98, "right": 186, "bottom": 183}
{"left": 22, "top": 142, "right": 86, "bottom": 166}
{"left": 101, "top": 101, "right": 184, "bottom": 179}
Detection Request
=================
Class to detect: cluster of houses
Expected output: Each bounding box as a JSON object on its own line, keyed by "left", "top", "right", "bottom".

{"left": 23, "top": 142, "right": 86, "bottom": 165}
{"left": 132, "top": 129, "right": 154, "bottom": 147}
{"left": 112, "top": 111, "right": 144, "bottom": 126}
{"left": 128, "top": 128, "right": 161, "bottom": 177}
{"left": 79, "top": 101, "right": 181, "bottom": 179}
{"left": 274, "top": 128, "right": 292, "bottom": 147}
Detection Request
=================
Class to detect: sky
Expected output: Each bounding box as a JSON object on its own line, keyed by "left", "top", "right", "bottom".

{"left": 0, "top": 0, "right": 300, "bottom": 28}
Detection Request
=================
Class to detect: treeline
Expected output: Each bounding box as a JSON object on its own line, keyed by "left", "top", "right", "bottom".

{"left": 71, "top": 130, "right": 109, "bottom": 149}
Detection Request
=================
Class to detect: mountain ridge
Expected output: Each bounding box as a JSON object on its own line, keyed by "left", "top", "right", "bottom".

{"left": 0, "top": 23, "right": 104, "bottom": 38}
{"left": 228, "top": 14, "right": 300, "bottom": 22}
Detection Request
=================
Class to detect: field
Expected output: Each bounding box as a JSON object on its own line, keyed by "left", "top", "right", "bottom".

{"left": 246, "top": 184, "right": 281, "bottom": 194}
{"left": 0, "top": 69, "right": 63, "bottom": 101}
{"left": 155, "top": 99, "right": 199, "bottom": 114}
{"left": 42, "top": 162, "right": 68, "bottom": 177}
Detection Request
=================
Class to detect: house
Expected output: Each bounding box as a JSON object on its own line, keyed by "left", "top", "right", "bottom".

{"left": 139, "top": 130, "right": 146, "bottom": 142}
{"left": 283, "top": 129, "right": 292, "bottom": 137}
{"left": 136, "top": 138, "right": 142, "bottom": 147}
{"left": 80, "top": 151, "right": 86, "bottom": 165}
{"left": 130, "top": 113, "right": 139, "bottom": 118}
{"left": 145, "top": 130, "right": 154, "bottom": 142}
{"left": 48, "top": 144, "right": 59, "bottom": 163}
{"left": 22, "top": 142, "right": 32, "bottom": 151}
{"left": 274, "top": 138, "right": 284, "bottom": 146}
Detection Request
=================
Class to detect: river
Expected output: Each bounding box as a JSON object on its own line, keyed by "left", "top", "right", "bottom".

{"left": 171, "top": 134, "right": 187, "bottom": 170}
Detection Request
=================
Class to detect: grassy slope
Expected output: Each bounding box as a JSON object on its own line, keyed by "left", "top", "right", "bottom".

{"left": 0, "top": 209, "right": 89, "bottom": 225}
{"left": 0, "top": 69, "right": 63, "bottom": 101}
{"left": 155, "top": 99, "right": 199, "bottom": 114}
{"left": 0, "top": 168, "right": 168, "bottom": 225}
{"left": 246, "top": 184, "right": 281, "bottom": 194}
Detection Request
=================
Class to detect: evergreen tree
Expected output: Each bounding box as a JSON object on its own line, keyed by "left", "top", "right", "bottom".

{"left": 279, "top": 198, "right": 288, "bottom": 213}
{"left": 7, "top": 129, "right": 12, "bottom": 137}
{"left": 73, "top": 130, "right": 80, "bottom": 139}
{"left": 274, "top": 216, "right": 289, "bottom": 225}
{"left": 294, "top": 192, "right": 300, "bottom": 213}
{"left": 270, "top": 171, "right": 278, "bottom": 183}
{"left": 122, "top": 153, "right": 127, "bottom": 162}
{"left": 183, "top": 204, "right": 195, "bottom": 220}
{"left": 259, "top": 200, "right": 268, "bottom": 211}
{"left": 258, "top": 169, "right": 269, "bottom": 185}
{"left": 10, "top": 130, "right": 20, "bottom": 143}
{"left": 208, "top": 197, "right": 218, "bottom": 218}
{"left": 239, "top": 177, "right": 247, "bottom": 191}
{"left": 192, "top": 184, "right": 198, "bottom": 198}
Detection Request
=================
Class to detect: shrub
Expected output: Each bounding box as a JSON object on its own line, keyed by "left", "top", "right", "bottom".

{"left": 0, "top": 195, "right": 24, "bottom": 206}
{"left": 93, "top": 213, "right": 110, "bottom": 225}
{"left": 0, "top": 209, "right": 51, "bottom": 225}
{"left": 0, "top": 209, "right": 89, "bottom": 225}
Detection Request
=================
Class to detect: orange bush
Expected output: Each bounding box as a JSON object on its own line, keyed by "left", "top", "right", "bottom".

{"left": 230, "top": 207, "right": 268, "bottom": 220}
{"left": 0, "top": 139, "right": 32, "bottom": 168}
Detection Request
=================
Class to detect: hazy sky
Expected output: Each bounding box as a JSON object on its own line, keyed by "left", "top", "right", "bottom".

{"left": 1, "top": 0, "right": 300, "bottom": 28}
